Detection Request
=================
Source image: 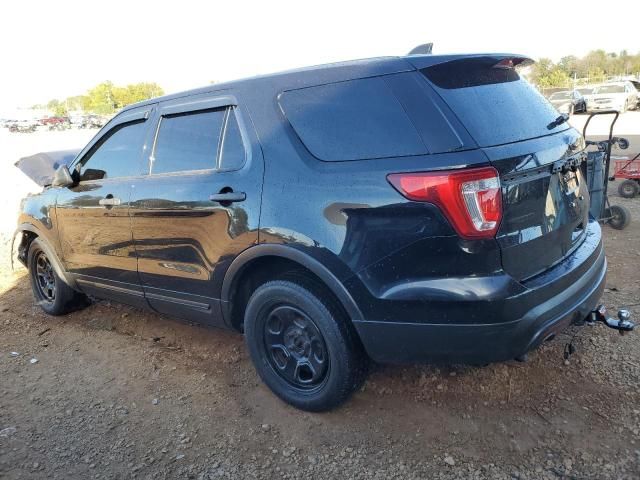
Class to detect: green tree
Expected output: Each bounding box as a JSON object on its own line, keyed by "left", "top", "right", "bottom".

{"left": 66, "top": 95, "right": 88, "bottom": 111}
{"left": 587, "top": 67, "right": 606, "bottom": 84}
{"left": 559, "top": 55, "right": 579, "bottom": 76}
{"left": 47, "top": 99, "right": 68, "bottom": 117}
{"left": 111, "top": 82, "right": 163, "bottom": 109}
{"left": 83, "top": 81, "right": 117, "bottom": 114}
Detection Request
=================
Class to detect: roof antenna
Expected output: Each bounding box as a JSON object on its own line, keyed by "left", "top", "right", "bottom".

{"left": 408, "top": 43, "right": 433, "bottom": 55}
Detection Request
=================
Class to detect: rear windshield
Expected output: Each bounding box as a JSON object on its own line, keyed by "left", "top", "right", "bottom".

{"left": 549, "top": 91, "right": 572, "bottom": 100}
{"left": 421, "top": 58, "right": 569, "bottom": 147}
{"left": 595, "top": 85, "right": 625, "bottom": 94}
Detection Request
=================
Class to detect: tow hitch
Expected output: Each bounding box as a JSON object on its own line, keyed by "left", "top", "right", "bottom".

{"left": 587, "top": 304, "right": 635, "bottom": 335}
{"left": 562, "top": 305, "right": 634, "bottom": 361}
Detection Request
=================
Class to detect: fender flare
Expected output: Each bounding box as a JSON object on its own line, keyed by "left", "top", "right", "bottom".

{"left": 220, "top": 244, "right": 363, "bottom": 325}
{"left": 14, "top": 223, "right": 78, "bottom": 290}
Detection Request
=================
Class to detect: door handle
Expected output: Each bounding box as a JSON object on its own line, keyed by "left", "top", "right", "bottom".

{"left": 209, "top": 192, "right": 246, "bottom": 203}
{"left": 99, "top": 197, "right": 121, "bottom": 206}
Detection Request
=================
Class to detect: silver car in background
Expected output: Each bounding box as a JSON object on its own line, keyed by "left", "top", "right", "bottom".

{"left": 588, "top": 82, "right": 638, "bottom": 113}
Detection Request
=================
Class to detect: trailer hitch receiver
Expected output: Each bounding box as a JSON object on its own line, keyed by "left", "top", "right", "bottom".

{"left": 588, "top": 304, "right": 635, "bottom": 335}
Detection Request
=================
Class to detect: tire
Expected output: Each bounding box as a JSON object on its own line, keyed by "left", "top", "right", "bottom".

{"left": 28, "top": 238, "right": 88, "bottom": 315}
{"left": 618, "top": 179, "right": 639, "bottom": 198}
{"left": 607, "top": 205, "right": 631, "bottom": 230}
{"left": 244, "top": 279, "right": 367, "bottom": 412}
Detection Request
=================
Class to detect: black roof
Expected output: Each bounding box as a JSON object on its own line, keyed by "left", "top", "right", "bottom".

{"left": 122, "top": 53, "right": 531, "bottom": 112}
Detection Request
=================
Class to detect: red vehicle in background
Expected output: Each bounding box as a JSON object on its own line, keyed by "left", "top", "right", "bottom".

{"left": 40, "top": 116, "right": 70, "bottom": 130}
{"left": 614, "top": 156, "right": 640, "bottom": 198}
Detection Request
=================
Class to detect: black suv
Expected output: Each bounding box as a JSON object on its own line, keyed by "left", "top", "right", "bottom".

{"left": 16, "top": 54, "right": 605, "bottom": 411}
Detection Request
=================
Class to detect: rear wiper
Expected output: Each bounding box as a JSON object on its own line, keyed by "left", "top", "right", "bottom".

{"left": 547, "top": 113, "right": 569, "bottom": 130}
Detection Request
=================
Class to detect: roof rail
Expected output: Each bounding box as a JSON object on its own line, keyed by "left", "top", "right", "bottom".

{"left": 408, "top": 43, "right": 433, "bottom": 55}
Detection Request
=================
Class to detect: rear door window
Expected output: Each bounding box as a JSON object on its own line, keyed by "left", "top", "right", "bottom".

{"left": 279, "top": 77, "right": 428, "bottom": 161}
{"left": 151, "top": 109, "right": 225, "bottom": 174}
{"left": 421, "top": 57, "right": 568, "bottom": 147}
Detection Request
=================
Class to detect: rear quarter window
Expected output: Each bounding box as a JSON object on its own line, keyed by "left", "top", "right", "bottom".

{"left": 278, "top": 77, "right": 428, "bottom": 161}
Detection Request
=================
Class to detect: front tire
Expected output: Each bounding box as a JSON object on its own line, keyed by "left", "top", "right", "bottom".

{"left": 244, "top": 279, "right": 367, "bottom": 412}
{"left": 28, "top": 239, "right": 87, "bottom": 315}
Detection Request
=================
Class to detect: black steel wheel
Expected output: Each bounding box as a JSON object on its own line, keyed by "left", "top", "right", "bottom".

{"left": 263, "top": 305, "right": 329, "bottom": 389}
{"left": 34, "top": 251, "right": 56, "bottom": 302}
{"left": 607, "top": 204, "right": 631, "bottom": 230}
{"left": 244, "top": 279, "right": 367, "bottom": 411}
{"left": 618, "top": 179, "right": 639, "bottom": 199}
{"left": 28, "top": 238, "right": 88, "bottom": 315}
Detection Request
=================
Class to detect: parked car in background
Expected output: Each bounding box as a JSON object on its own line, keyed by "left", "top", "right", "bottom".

{"left": 631, "top": 81, "right": 640, "bottom": 108}
{"left": 548, "top": 90, "right": 587, "bottom": 114}
{"left": 40, "top": 116, "right": 70, "bottom": 131}
{"left": 8, "top": 119, "right": 38, "bottom": 133}
{"left": 78, "top": 114, "right": 107, "bottom": 129}
{"left": 576, "top": 87, "right": 595, "bottom": 104}
{"left": 15, "top": 53, "right": 608, "bottom": 411}
{"left": 69, "top": 115, "right": 85, "bottom": 128}
{"left": 588, "top": 82, "right": 638, "bottom": 112}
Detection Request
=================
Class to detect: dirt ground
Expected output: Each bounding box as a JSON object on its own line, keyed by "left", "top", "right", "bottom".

{"left": 1, "top": 133, "right": 640, "bottom": 479}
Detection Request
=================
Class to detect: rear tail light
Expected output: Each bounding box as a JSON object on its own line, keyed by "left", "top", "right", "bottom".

{"left": 387, "top": 166, "right": 502, "bottom": 239}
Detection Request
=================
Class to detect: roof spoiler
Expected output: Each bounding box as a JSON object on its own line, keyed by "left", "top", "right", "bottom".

{"left": 408, "top": 43, "right": 433, "bottom": 55}
{"left": 406, "top": 53, "right": 534, "bottom": 70}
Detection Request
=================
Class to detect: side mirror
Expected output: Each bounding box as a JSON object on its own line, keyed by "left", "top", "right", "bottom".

{"left": 51, "top": 165, "right": 74, "bottom": 187}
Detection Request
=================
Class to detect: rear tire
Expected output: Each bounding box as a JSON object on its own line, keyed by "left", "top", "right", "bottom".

{"left": 618, "top": 179, "right": 639, "bottom": 198}
{"left": 28, "top": 239, "right": 88, "bottom": 315}
{"left": 607, "top": 205, "right": 631, "bottom": 230}
{"left": 244, "top": 279, "right": 367, "bottom": 411}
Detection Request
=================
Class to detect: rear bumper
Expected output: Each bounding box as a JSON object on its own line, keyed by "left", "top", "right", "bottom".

{"left": 352, "top": 221, "right": 606, "bottom": 364}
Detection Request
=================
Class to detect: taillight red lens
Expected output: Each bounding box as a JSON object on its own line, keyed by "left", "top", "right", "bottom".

{"left": 387, "top": 166, "right": 502, "bottom": 239}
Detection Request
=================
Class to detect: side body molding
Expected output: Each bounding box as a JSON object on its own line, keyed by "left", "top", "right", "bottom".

{"left": 220, "top": 244, "right": 363, "bottom": 327}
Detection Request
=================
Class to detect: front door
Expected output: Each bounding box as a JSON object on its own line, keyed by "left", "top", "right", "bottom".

{"left": 56, "top": 106, "right": 155, "bottom": 307}
{"left": 130, "top": 97, "right": 263, "bottom": 325}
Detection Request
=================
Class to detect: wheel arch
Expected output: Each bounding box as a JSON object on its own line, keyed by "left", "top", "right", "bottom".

{"left": 221, "top": 244, "right": 363, "bottom": 331}
{"left": 15, "top": 223, "right": 78, "bottom": 289}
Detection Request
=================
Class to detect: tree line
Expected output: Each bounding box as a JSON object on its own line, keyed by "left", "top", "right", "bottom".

{"left": 35, "top": 81, "right": 164, "bottom": 117}
{"left": 529, "top": 50, "right": 640, "bottom": 89}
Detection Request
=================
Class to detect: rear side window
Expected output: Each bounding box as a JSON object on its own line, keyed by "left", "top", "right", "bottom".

{"left": 422, "top": 58, "right": 568, "bottom": 147}
{"left": 80, "top": 120, "right": 147, "bottom": 181}
{"left": 279, "top": 77, "right": 427, "bottom": 161}
{"left": 152, "top": 109, "right": 225, "bottom": 174}
{"left": 219, "top": 109, "right": 246, "bottom": 170}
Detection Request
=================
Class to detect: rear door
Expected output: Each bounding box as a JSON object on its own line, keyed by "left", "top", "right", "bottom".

{"left": 417, "top": 56, "right": 590, "bottom": 280}
{"left": 130, "top": 95, "right": 263, "bottom": 325}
